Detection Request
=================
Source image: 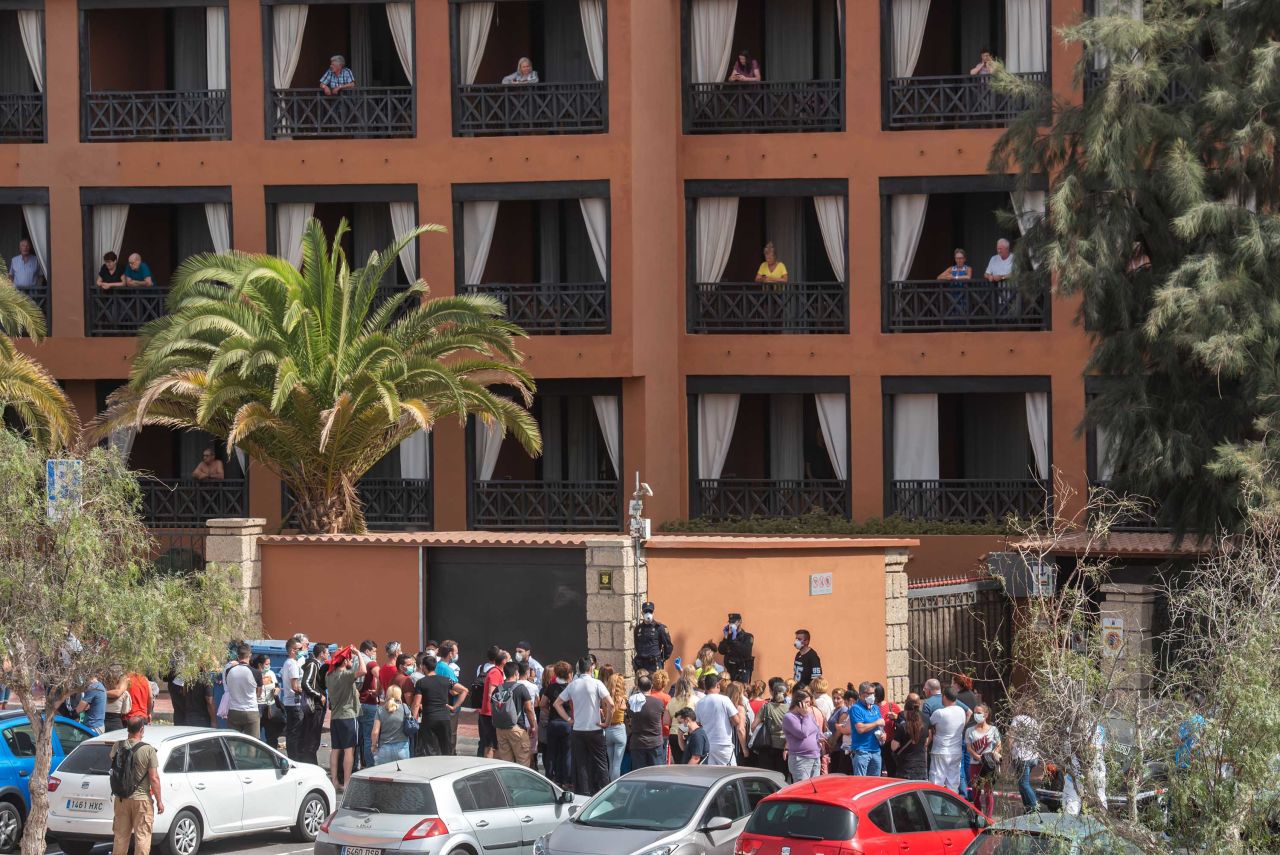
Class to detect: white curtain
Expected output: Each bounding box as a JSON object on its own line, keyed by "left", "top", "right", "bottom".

{"left": 697, "top": 394, "right": 740, "bottom": 480}
{"left": 1011, "top": 190, "right": 1046, "bottom": 235}
{"left": 233, "top": 446, "right": 246, "bottom": 473}
{"left": 459, "top": 2, "right": 495, "bottom": 85}
{"left": 812, "top": 196, "right": 847, "bottom": 283}
{"left": 579, "top": 198, "right": 609, "bottom": 280}
{"left": 893, "top": 394, "right": 939, "bottom": 480}
{"left": 1228, "top": 187, "right": 1257, "bottom": 213}
{"left": 93, "top": 205, "right": 129, "bottom": 265}
{"left": 1005, "top": 0, "right": 1047, "bottom": 74}
{"left": 474, "top": 419, "right": 503, "bottom": 480}
{"left": 272, "top": 5, "right": 308, "bottom": 88}
{"left": 21, "top": 204, "right": 47, "bottom": 277}
{"left": 891, "top": 195, "right": 929, "bottom": 281}
{"left": 1094, "top": 0, "right": 1142, "bottom": 71}
{"left": 17, "top": 11, "right": 43, "bottom": 93}
{"left": 400, "top": 430, "right": 429, "bottom": 479}
{"left": 1025, "top": 392, "right": 1050, "bottom": 480}
{"left": 206, "top": 7, "right": 227, "bottom": 90}
{"left": 892, "top": 0, "right": 931, "bottom": 77}
{"left": 108, "top": 427, "right": 136, "bottom": 462}
{"left": 696, "top": 197, "right": 739, "bottom": 284}
{"left": 386, "top": 3, "right": 414, "bottom": 80}
{"left": 389, "top": 202, "right": 418, "bottom": 282}
{"left": 691, "top": 0, "right": 738, "bottom": 83}
{"left": 578, "top": 0, "right": 606, "bottom": 81}
{"left": 814, "top": 393, "right": 848, "bottom": 481}
{"left": 592, "top": 395, "right": 620, "bottom": 477}
{"left": 1095, "top": 425, "right": 1114, "bottom": 482}
{"left": 204, "top": 203, "right": 231, "bottom": 254}
{"left": 463, "top": 200, "right": 500, "bottom": 285}
{"left": 276, "top": 203, "right": 313, "bottom": 268}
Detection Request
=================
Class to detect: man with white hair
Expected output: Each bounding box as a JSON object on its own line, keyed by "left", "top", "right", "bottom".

{"left": 320, "top": 55, "right": 355, "bottom": 96}
{"left": 984, "top": 238, "right": 1014, "bottom": 282}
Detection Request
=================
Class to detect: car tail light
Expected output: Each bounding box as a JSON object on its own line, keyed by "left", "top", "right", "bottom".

{"left": 734, "top": 836, "right": 763, "bottom": 855}
{"left": 318, "top": 812, "right": 335, "bottom": 835}
{"left": 403, "top": 817, "right": 449, "bottom": 840}
{"left": 47, "top": 777, "right": 61, "bottom": 793}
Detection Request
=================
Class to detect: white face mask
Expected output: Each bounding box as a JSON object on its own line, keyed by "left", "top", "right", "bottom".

{"left": 794, "top": 639, "right": 804, "bottom": 650}
{"left": 643, "top": 613, "right": 654, "bottom": 623}
{"left": 425, "top": 649, "right": 437, "bottom": 659}
{"left": 973, "top": 713, "right": 986, "bottom": 725}
{"left": 514, "top": 652, "right": 524, "bottom": 662}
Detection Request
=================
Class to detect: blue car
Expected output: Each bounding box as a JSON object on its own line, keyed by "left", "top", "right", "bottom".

{"left": 0, "top": 710, "right": 97, "bottom": 853}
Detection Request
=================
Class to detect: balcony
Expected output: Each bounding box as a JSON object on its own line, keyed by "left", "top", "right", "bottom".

{"left": 0, "top": 9, "right": 44, "bottom": 143}
{"left": 690, "top": 281, "right": 845, "bottom": 334}
{"left": 890, "top": 478, "right": 1048, "bottom": 522}
{"left": 141, "top": 478, "right": 248, "bottom": 527}
{"left": 90, "top": 287, "right": 168, "bottom": 336}
{"left": 456, "top": 81, "right": 605, "bottom": 136}
{"left": 471, "top": 480, "right": 620, "bottom": 531}
{"left": 1082, "top": 68, "right": 1194, "bottom": 106}
{"left": 18, "top": 283, "right": 49, "bottom": 329}
{"left": 695, "top": 479, "right": 849, "bottom": 520}
{"left": 0, "top": 93, "right": 43, "bottom": 143}
{"left": 886, "top": 281, "right": 1046, "bottom": 331}
{"left": 687, "top": 79, "right": 842, "bottom": 134}
{"left": 358, "top": 477, "right": 433, "bottom": 531}
{"left": 269, "top": 87, "right": 414, "bottom": 139}
{"left": 83, "top": 89, "right": 228, "bottom": 142}
{"left": 887, "top": 72, "right": 1047, "bottom": 129}
{"left": 465, "top": 282, "right": 608, "bottom": 334}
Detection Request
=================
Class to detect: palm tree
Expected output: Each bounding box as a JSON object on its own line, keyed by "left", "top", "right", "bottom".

{"left": 92, "top": 218, "right": 540, "bottom": 534}
{"left": 0, "top": 260, "right": 78, "bottom": 451}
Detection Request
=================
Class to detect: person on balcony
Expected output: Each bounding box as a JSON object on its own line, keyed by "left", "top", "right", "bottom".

{"left": 9, "top": 239, "right": 42, "bottom": 289}
{"left": 96, "top": 252, "right": 124, "bottom": 289}
{"left": 984, "top": 239, "right": 1013, "bottom": 282}
{"left": 936, "top": 248, "right": 973, "bottom": 282}
{"left": 1127, "top": 240, "right": 1153, "bottom": 275}
{"left": 729, "top": 50, "right": 761, "bottom": 82}
{"left": 122, "top": 253, "right": 154, "bottom": 288}
{"left": 320, "top": 55, "right": 356, "bottom": 96}
{"left": 192, "top": 447, "right": 225, "bottom": 481}
{"left": 754, "top": 242, "right": 788, "bottom": 288}
{"left": 970, "top": 48, "right": 996, "bottom": 76}
{"left": 502, "top": 58, "right": 539, "bottom": 85}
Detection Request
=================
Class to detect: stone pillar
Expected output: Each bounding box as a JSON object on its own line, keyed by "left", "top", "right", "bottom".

{"left": 206, "top": 517, "right": 266, "bottom": 635}
{"left": 884, "top": 548, "right": 910, "bottom": 700}
{"left": 584, "top": 538, "right": 644, "bottom": 682}
{"left": 1099, "top": 582, "right": 1162, "bottom": 694}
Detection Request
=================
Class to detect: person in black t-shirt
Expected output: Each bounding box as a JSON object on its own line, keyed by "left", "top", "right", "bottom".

{"left": 674, "top": 707, "right": 709, "bottom": 764}
{"left": 540, "top": 661, "right": 574, "bottom": 788}
{"left": 414, "top": 655, "right": 467, "bottom": 755}
{"left": 792, "top": 629, "right": 822, "bottom": 688}
{"left": 627, "top": 674, "right": 667, "bottom": 768}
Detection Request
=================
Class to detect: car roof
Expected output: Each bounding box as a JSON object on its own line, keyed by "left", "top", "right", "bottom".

{"left": 990, "top": 812, "right": 1109, "bottom": 838}
{"left": 86, "top": 725, "right": 234, "bottom": 749}
{"left": 0, "top": 711, "right": 93, "bottom": 731}
{"left": 351, "top": 756, "right": 530, "bottom": 783}
{"left": 618, "top": 765, "right": 781, "bottom": 785}
{"left": 766, "top": 775, "right": 951, "bottom": 807}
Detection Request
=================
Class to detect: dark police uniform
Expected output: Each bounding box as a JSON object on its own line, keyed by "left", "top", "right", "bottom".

{"left": 632, "top": 603, "right": 673, "bottom": 674}
{"left": 718, "top": 629, "right": 755, "bottom": 683}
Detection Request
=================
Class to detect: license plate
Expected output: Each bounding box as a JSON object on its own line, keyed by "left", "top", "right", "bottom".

{"left": 343, "top": 848, "right": 382, "bottom": 855}
{"left": 65, "top": 798, "right": 104, "bottom": 812}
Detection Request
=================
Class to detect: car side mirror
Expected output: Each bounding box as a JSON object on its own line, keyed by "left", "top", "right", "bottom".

{"left": 701, "top": 816, "right": 734, "bottom": 833}
{"left": 558, "top": 789, "right": 575, "bottom": 804}
{"left": 971, "top": 813, "right": 988, "bottom": 830}
{"left": 278, "top": 756, "right": 290, "bottom": 774}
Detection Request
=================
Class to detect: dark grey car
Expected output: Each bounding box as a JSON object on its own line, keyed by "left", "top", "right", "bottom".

{"left": 533, "top": 766, "right": 785, "bottom": 855}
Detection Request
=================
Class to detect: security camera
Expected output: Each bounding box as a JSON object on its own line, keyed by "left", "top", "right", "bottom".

{"left": 638, "top": 482, "right": 654, "bottom": 497}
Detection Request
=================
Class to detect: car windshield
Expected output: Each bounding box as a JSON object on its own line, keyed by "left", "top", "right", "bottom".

{"left": 343, "top": 778, "right": 437, "bottom": 815}
{"left": 745, "top": 800, "right": 856, "bottom": 841}
{"left": 964, "top": 830, "right": 1077, "bottom": 855}
{"left": 56, "top": 743, "right": 113, "bottom": 776}
{"left": 574, "top": 780, "right": 706, "bottom": 831}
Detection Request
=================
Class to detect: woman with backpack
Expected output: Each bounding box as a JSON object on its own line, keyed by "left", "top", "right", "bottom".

{"left": 371, "top": 685, "right": 412, "bottom": 765}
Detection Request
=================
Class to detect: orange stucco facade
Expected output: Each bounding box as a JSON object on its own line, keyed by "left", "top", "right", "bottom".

{"left": 6, "top": 0, "right": 1093, "bottom": 541}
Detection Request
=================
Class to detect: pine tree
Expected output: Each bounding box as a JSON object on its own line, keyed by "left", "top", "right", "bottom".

{"left": 990, "top": 0, "right": 1280, "bottom": 536}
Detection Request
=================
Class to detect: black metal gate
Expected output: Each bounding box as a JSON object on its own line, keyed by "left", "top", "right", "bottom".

{"left": 908, "top": 580, "right": 1012, "bottom": 709}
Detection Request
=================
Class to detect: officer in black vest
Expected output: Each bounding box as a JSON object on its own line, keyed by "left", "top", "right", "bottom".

{"left": 717, "top": 612, "right": 755, "bottom": 683}
{"left": 632, "top": 601, "right": 673, "bottom": 676}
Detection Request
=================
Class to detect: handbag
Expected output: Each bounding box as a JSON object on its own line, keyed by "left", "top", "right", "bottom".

{"left": 748, "top": 720, "right": 769, "bottom": 752}
{"left": 402, "top": 704, "right": 420, "bottom": 739}
{"left": 826, "top": 708, "right": 848, "bottom": 754}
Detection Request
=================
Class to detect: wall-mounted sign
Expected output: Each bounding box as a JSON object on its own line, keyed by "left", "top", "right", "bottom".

{"left": 809, "top": 572, "right": 833, "bottom": 596}
{"left": 46, "top": 459, "right": 82, "bottom": 521}
{"left": 598, "top": 569, "right": 613, "bottom": 591}
{"left": 1101, "top": 617, "right": 1124, "bottom": 657}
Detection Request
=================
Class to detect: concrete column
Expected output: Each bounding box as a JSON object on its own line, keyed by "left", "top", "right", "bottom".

{"left": 584, "top": 539, "right": 645, "bottom": 683}
{"left": 1100, "top": 582, "right": 1162, "bottom": 694}
{"left": 206, "top": 517, "right": 266, "bottom": 634}
{"left": 884, "top": 548, "right": 910, "bottom": 700}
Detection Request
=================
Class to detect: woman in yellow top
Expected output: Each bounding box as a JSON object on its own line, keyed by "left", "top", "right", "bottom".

{"left": 603, "top": 670, "right": 627, "bottom": 781}
{"left": 693, "top": 641, "right": 725, "bottom": 686}
{"left": 755, "top": 242, "right": 788, "bottom": 287}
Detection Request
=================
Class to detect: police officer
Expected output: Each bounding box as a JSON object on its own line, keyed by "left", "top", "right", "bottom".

{"left": 717, "top": 613, "right": 755, "bottom": 683}
{"left": 632, "top": 601, "right": 673, "bottom": 675}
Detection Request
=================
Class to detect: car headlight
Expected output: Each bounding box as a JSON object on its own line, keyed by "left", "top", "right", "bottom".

{"left": 532, "top": 834, "right": 550, "bottom": 855}
{"left": 636, "top": 845, "right": 680, "bottom": 855}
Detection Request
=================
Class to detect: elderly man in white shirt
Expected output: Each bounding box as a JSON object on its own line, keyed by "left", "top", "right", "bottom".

{"left": 9, "top": 239, "right": 40, "bottom": 289}
{"left": 985, "top": 238, "right": 1017, "bottom": 315}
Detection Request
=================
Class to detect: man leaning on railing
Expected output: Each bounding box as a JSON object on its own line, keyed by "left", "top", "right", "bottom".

{"left": 191, "top": 448, "right": 225, "bottom": 482}
{"left": 320, "top": 55, "right": 356, "bottom": 96}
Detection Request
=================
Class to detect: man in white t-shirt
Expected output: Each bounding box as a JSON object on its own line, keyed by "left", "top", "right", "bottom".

{"left": 280, "top": 634, "right": 306, "bottom": 760}
{"left": 694, "top": 674, "right": 741, "bottom": 766}
{"left": 224, "top": 642, "right": 262, "bottom": 738}
{"left": 984, "top": 238, "right": 1013, "bottom": 282}
{"left": 553, "top": 657, "right": 614, "bottom": 796}
{"left": 928, "top": 688, "right": 968, "bottom": 793}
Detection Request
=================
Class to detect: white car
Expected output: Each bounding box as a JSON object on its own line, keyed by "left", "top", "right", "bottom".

{"left": 47, "top": 726, "right": 335, "bottom": 855}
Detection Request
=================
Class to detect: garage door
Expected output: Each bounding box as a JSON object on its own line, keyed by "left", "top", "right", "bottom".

{"left": 425, "top": 547, "right": 588, "bottom": 679}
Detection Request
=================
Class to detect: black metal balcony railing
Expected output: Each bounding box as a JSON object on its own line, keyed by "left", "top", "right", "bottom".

{"left": 472, "top": 480, "right": 620, "bottom": 531}
{"left": 455, "top": 81, "right": 606, "bottom": 136}
{"left": 696, "top": 479, "right": 850, "bottom": 520}
{"left": 16, "top": 283, "right": 49, "bottom": 330}
{"left": 887, "top": 72, "right": 1049, "bottom": 129}
{"left": 1083, "top": 67, "right": 1195, "bottom": 106}
{"left": 358, "top": 477, "right": 433, "bottom": 531}
{"left": 891, "top": 478, "right": 1049, "bottom": 522}
{"left": 151, "top": 527, "right": 208, "bottom": 575}
{"left": 89, "top": 287, "right": 167, "bottom": 336}
{"left": 886, "top": 281, "right": 1047, "bottom": 332}
{"left": 1091, "top": 480, "right": 1166, "bottom": 531}
{"left": 686, "top": 80, "right": 843, "bottom": 133}
{"left": 141, "top": 478, "right": 248, "bottom": 527}
{"left": 690, "top": 281, "right": 846, "bottom": 334}
{"left": 270, "top": 87, "right": 414, "bottom": 139}
{"left": 0, "top": 92, "right": 43, "bottom": 142}
{"left": 82, "top": 90, "right": 229, "bottom": 141}
{"left": 465, "top": 282, "right": 609, "bottom": 334}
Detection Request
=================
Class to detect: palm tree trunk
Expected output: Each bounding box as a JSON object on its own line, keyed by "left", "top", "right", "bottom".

{"left": 292, "top": 479, "right": 367, "bottom": 534}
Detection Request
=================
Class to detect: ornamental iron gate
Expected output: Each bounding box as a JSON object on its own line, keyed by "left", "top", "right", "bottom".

{"left": 908, "top": 578, "right": 1012, "bottom": 710}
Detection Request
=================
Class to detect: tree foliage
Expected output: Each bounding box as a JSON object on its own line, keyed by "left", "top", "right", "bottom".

{"left": 0, "top": 430, "right": 248, "bottom": 855}
{"left": 0, "top": 261, "right": 77, "bottom": 451}
{"left": 91, "top": 219, "right": 540, "bottom": 534}
{"left": 990, "top": 0, "right": 1280, "bottom": 536}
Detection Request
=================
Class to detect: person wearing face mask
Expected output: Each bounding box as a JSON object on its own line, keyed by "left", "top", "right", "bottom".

{"left": 754, "top": 678, "right": 789, "bottom": 775}
{"left": 792, "top": 629, "right": 822, "bottom": 688}
{"left": 849, "top": 681, "right": 887, "bottom": 777}
{"left": 965, "top": 704, "right": 1001, "bottom": 815}
{"left": 280, "top": 635, "right": 307, "bottom": 760}
{"left": 633, "top": 601, "right": 673, "bottom": 675}
{"left": 299, "top": 642, "right": 330, "bottom": 765}
{"left": 540, "top": 661, "right": 574, "bottom": 787}
{"left": 717, "top": 613, "right": 755, "bottom": 683}
{"left": 388, "top": 653, "right": 420, "bottom": 720}
{"left": 514, "top": 641, "right": 544, "bottom": 687}
{"left": 782, "top": 688, "right": 821, "bottom": 781}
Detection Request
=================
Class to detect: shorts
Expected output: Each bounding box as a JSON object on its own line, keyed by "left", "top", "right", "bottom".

{"left": 330, "top": 717, "right": 358, "bottom": 749}
{"left": 478, "top": 714, "right": 497, "bottom": 749}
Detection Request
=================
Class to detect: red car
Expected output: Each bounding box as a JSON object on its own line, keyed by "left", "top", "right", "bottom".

{"left": 735, "top": 776, "right": 992, "bottom": 855}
